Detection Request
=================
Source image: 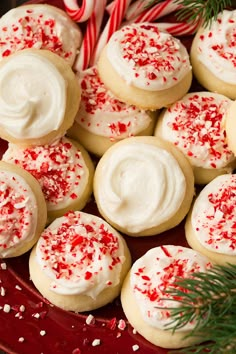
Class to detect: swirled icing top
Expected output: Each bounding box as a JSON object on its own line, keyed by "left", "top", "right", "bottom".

{"left": 0, "top": 50, "right": 66, "bottom": 140}
{"left": 36, "top": 211, "right": 126, "bottom": 297}
{"left": 106, "top": 23, "right": 191, "bottom": 91}
{"left": 0, "top": 169, "right": 37, "bottom": 258}
{"left": 3, "top": 137, "right": 90, "bottom": 211}
{"left": 158, "top": 92, "right": 234, "bottom": 169}
{"left": 0, "top": 4, "right": 82, "bottom": 65}
{"left": 131, "top": 245, "right": 212, "bottom": 331}
{"left": 196, "top": 10, "right": 236, "bottom": 84}
{"left": 76, "top": 66, "right": 152, "bottom": 138}
{"left": 191, "top": 174, "right": 236, "bottom": 255}
{"left": 95, "top": 141, "right": 186, "bottom": 233}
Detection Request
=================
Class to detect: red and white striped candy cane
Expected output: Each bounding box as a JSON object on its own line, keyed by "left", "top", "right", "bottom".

{"left": 133, "top": 0, "right": 182, "bottom": 23}
{"left": 125, "top": 0, "right": 151, "bottom": 20}
{"left": 91, "top": 0, "right": 132, "bottom": 65}
{"left": 157, "top": 19, "right": 201, "bottom": 36}
{"left": 74, "top": 0, "right": 107, "bottom": 71}
{"left": 63, "top": 0, "right": 95, "bottom": 22}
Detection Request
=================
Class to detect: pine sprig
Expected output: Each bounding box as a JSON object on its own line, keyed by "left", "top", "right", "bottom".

{"left": 158, "top": 264, "right": 236, "bottom": 353}
{"left": 147, "top": 0, "right": 234, "bottom": 27}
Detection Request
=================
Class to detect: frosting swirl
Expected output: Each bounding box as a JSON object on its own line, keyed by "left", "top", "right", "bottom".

{"left": 76, "top": 66, "right": 152, "bottom": 138}
{"left": 95, "top": 141, "right": 186, "bottom": 234}
{"left": 158, "top": 92, "right": 234, "bottom": 169}
{"left": 191, "top": 174, "right": 236, "bottom": 255}
{"left": 0, "top": 50, "right": 66, "bottom": 140}
{"left": 131, "top": 245, "right": 212, "bottom": 331}
{"left": 106, "top": 23, "right": 191, "bottom": 91}
{"left": 36, "top": 211, "right": 126, "bottom": 297}
{"left": 0, "top": 170, "right": 37, "bottom": 257}
{"left": 3, "top": 137, "right": 90, "bottom": 211}
{"left": 196, "top": 10, "right": 236, "bottom": 84}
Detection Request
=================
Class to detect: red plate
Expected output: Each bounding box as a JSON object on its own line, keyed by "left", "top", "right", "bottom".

{"left": 0, "top": 1, "right": 209, "bottom": 353}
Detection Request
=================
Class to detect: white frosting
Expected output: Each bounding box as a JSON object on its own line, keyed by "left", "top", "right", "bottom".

{"left": 3, "top": 137, "right": 90, "bottom": 211}
{"left": 0, "top": 4, "right": 82, "bottom": 65}
{"left": 76, "top": 66, "right": 152, "bottom": 138}
{"left": 131, "top": 245, "right": 212, "bottom": 331}
{"left": 0, "top": 51, "right": 66, "bottom": 140}
{"left": 191, "top": 174, "right": 236, "bottom": 255}
{"left": 36, "top": 211, "right": 126, "bottom": 297}
{"left": 196, "top": 10, "right": 236, "bottom": 84}
{"left": 159, "top": 92, "right": 234, "bottom": 169}
{"left": 0, "top": 170, "right": 37, "bottom": 257}
{"left": 96, "top": 141, "right": 186, "bottom": 233}
{"left": 106, "top": 23, "right": 191, "bottom": 91}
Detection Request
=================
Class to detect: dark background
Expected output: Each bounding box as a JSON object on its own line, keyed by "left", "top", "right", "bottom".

{"left": 0, "top": 0, "right": 25, "bottom": 16}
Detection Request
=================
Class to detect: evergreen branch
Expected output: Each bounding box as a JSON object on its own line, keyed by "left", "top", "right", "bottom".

{"left": 157, "top": 264, "right": 236, "bottom": 353}
{"left": 147, "top": 0, "right": 234, "bottom": 27}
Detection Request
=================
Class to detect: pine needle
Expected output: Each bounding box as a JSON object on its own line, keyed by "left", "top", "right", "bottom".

{"left": 158, "top": 264, "right": 236, "bottom": 353}
{"left": 147, "top": 0, "right": 234, "bottom": 27}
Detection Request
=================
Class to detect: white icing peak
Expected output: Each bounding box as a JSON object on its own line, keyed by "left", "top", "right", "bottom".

{"left": 76, "top": 66, "right": 152, "bottom": 138}
{"left": 0, "top": 170, "right": 37, "bottom": 257}
{"left": 36, "top": 211, "right": 126, "bottom": 297}
{"left": 191, "top": 174, "right": 236, "bottom": 255}
{"left": 106, "top": 23, "right": 191, "bottom": 91}
{"left": 160, "top": 92, "right": 234, "bottom": 169}
{"left": 0, "top": 51, "right": 66, "bottom": 140}
{"left": 3, "top": 137, "right": 89, "bottom": 211}
{"left": 96, "top": 141, "right": 186, "bottom": 234}
{"left": 0, "top": 5, "right": 82, "bottom": 65}
{"left": 196, "top": 10, "right": 236, "bottom": 84}
{"left": 131, "top": 245, "right": 212, "bottom": 331}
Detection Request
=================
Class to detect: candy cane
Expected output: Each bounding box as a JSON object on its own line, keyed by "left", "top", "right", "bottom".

{"left": 133, "top": 0, "right": 182, "bottom": 23}
{"left": 74, "top": 0, "right": 107, "bottom": 71}
{"left": 157, "top": 19, "right": 201, "bottom": 36}
{"left": 125, "top": 0, "right": 152, "bottom": 21}
{"left": 63, "top": 0, "right": 95, "bottom": 22}
{"left": 91, "top": 0, "right": 132, "bottom": 65}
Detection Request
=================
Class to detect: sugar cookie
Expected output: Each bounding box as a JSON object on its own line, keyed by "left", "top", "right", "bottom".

{"left": 121, "top": 245, "right": 212, "bottom": 349}
{"left": 94, "top": 136, "right": 194, "bottom": 237}
{"left": 0, "top": 161, "right": 47, "bottom": 258}
{"left": 29, "top": 211, "right": 131, "bottom": 312}
{"left": 98, "top": 23, "right": 192, "bottom": 110}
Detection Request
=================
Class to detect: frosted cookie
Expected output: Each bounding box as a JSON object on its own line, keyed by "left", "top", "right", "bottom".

{"left": 0, "top": 161, "right": 47, "bottom": 258}
{"left": 29, "top": 211, "right": 131, "bottom": 312}
{"left": 97, "top": 23, "right": 192, "bottom": 110}
{"left": 0, "top": 49, "right": 81, "bottom": 146}
{"left": 225, "top": 100, "right": 236, "bottom": 156}
{"left": 154, "top": 92, "right": 236, "bottom": 185}
{"left": 185, "top": 174, "right": 236, "bottom": 265}
{"left": 0, "top": 4, "right": 82, "bottom": 66}
{"left": 121, "top": 245, "right": 212, "bottom": 349}
{"left": 3, "top": 137, "right": 94, "bottom": 223}
{"left": 67, "top": 66, "right": 157, "bottom": 156}
{"left": 93, "top": 136, "right": 194, "bottom": 237}
{"left": 190, "top": 10, "right": 236, "bottom": 99}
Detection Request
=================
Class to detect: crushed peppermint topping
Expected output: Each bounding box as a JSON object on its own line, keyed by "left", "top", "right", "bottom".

{"left": 3, "top": 138, "right": 87, "bottom": 207}
{"left": 165, "top": 93, "right": 233, "bottom": 168}
{"left": 37, "top": 211, "right": 124, "bottom": 294}
{"left": 132, "top": 344, "right": 140, "bottom": 351}
{"left": 193, "top": 174, "right": 236, "bottom": 253}
{"left": 131, "top": 246, "right": 212, "bottom": 329}
{"left": 0, "top": 9, "right": 72, "bottom": 61}
{"left": 0, "top": 262, "right": 7, "bottom": 270}
{"left": 109, "top": 23, "right": 190, "bottom": 90}
{"left": 0, "top": 171, "right": 36, "bottom": 253}
{"left": 77, "top": 67, "right": 150, "bottom": 139}
{"left": 3, "top": 304, "right": 11, "bottom": 313}
{"left": 91, "top": 339, "right": 101, "bottom": 347}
